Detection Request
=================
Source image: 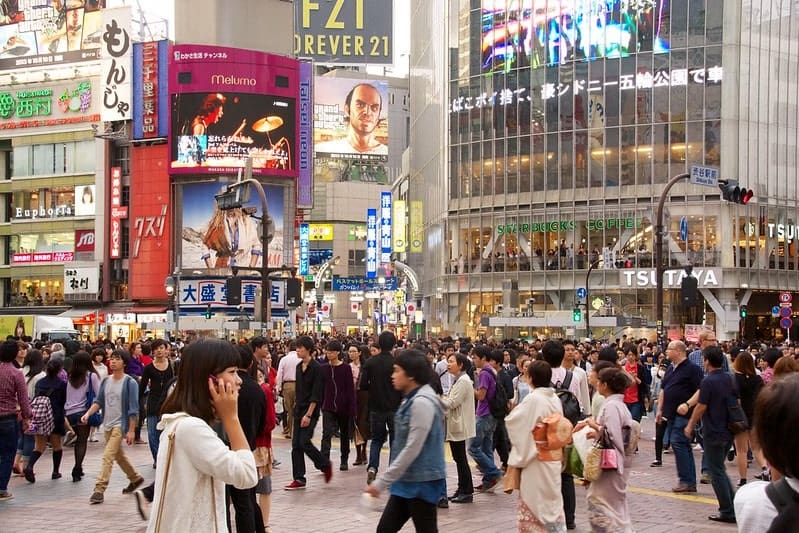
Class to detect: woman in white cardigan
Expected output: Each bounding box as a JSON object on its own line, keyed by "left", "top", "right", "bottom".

{"left": 147, "top": 339, "right": 258, "bottom": 533}
{"left": 440, "top": 352, "right": 476, "bottom": 504}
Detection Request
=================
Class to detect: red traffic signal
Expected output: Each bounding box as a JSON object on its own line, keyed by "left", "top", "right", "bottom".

{"left": 719, "top": 179, "right": 754, "bottom": 205}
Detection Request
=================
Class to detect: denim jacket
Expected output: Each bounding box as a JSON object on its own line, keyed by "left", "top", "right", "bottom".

{"left": 95, "top": 374, "right": 139, "bottom": 434}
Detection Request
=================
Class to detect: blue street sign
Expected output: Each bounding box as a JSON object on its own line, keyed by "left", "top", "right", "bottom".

{"left": 679, "top": 216, "right": 688, "bottom": 242}
{"left": 576, "top": 287, "right": 587, "bottom": 299}
{"left": 772, "top": 306, "right": 781, "bottom": 316}
{"left": 780, "top": 317, "right": 793, "bottom": 329}
{"left": 689, "top": 165, "right": 720, "bottom": 187}
{"left": 780, "top": 306, "right": 792, "bottom": 318}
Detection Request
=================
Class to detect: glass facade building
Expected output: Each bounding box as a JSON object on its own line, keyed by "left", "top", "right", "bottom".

{"left": 409, "top": 1, "right": 799, "bottom": 340}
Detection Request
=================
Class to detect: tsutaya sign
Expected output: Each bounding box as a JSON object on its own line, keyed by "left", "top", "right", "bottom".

{"left": 498, "top": 218, "right": 642, "bottom": 235}
{"left": 622, "top": 268, "right": 722, "bottom": 288}
{"left": 768, "top": 223, "right": 799, "bottom": 240}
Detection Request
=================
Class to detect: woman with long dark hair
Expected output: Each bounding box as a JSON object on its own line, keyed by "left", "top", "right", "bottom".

{"left": 23, "top": 358, "right": 67, "bottom": 482}
{"left": 733, "top": 353, "right": 764, "bottom": 485}
{"left": 146, "top": 339, "right": 257, "bottom": 532}
{"left": 64, "top": 350, "right": 100, "bottom": 482}
{"left": 349, "top": 344, "right": 371, "bottom": 466}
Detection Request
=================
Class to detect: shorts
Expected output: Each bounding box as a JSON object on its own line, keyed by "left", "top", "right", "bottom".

{"left": 253, "top": 446, "right": 273, "bottom": 478}
{"left": 66, "top": 412, "right": 87, "bottom": 428}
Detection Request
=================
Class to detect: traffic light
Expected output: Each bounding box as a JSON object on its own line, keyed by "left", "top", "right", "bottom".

{"left": 226, "top": 277, "right": 241, "bottom": 306}
{"left": 740, "top": 305, "right": 748, "bottom": 319}
{"left": 204, "top": 305, "right": 212, "bottom": 319}
{"left": 573, "top": 308, "right": 582, "bottom": 322}
{"left": 681, "top": 275, "right": 698, "bottom": 307}
{"left": 719, "top": 179, "right": 754, "bottom": 205}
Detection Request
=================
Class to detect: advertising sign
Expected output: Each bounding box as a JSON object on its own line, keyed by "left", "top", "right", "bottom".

{"left": 480, "top": 0, "right": 671, "bottom": 73}
{"left": 294, "top": 0, "right": 393, "bottom": 65}
{"left": 108, "top": 166, "right": 126, "bottom": 259}
{"left": 180, "top": 180, "right": 289, "bottom": 274}
{"left": 380, "top": 191, "right": 391, "bottom": 261}
{"left": 0, "top": 78, "right": 99, "bottom": 131}
{"left": 133, "top": 40, "right": 168, "bottom": 139}
{"left": 0, "top": 0, "right": 106, "bottom": 72}
{"left": 299, "top": 223, "right": 310, "bottom": 276}
{"left": 409, "top": 200, "right": 423, "bottom": 253}
{"left": 297, "top": 60, "right": 313, "bottom": 208}
{"left": 333, "top": 275, "right": 398, "bottom": 291}
{"left": 314, "top": 77, "right": 389, "bottom": 171}
{"left": 178, "top": 277, "right": 288, "bottom": 310}
{"left": 73, "top": 184, "right": 96, "bottom": 216}
{"left": 64, "top": 266, "right": 99, "bottom": 295}
{"left": 74, "top": 229, "right": 95, "bottom": 253}
{"left": 169, "top": 44, "right": 301, "bottom": 178}
{"left": 309, "top": 223, "right": 333, "bottom": 241}
{"left": 366, "top": 208, "right": 377, "bottom": 278}
{"left": 100, "top": 6, "right": 132, "bottom": 122}
{"left": 392, "top": 199, "right": 406, "bottom": 253}
{"left": 13, "top": 251, "right": 73, "bottom": 264}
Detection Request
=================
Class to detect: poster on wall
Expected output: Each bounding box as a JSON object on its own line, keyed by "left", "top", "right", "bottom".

{"left": 170, "top": 92, "right": 296, "bottom": 176}
{"left": 180, "top": 180, "right": 288, "bottom": 274}
{"left": 480, "top": 0, "right": 671, "bottom": 73}
{"left": 313, "top": 76, "right": 389, "bottom": 184}
{"left": 73, "top": 185, "right": 96, "bottom": 216}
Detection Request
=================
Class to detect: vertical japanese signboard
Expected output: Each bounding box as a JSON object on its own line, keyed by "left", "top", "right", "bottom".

{"left": 380, "top": 192, "right": 392, "bottom": 264}
{"left": 392, "top": 199, "right": 406, "bottom": 253}
{"left": 133, "top": 40, "right": 168, "bottom": 139}
{"left": 366, "top": 208, "right": 377, "bottom": 278}
{"left": 100, "top": 7, "right": 132, "bottom": 122}
{"left": 299, "top": 223, "right": 310, "bottom": 276}
{"left": 109, "top": 167, "right": 127, "bottom": 259}
{"left": 297, "top": 61, "right": 314, "bottom": 209}
{"left": 410, "top": 200, "right": 423, "bottom": 253}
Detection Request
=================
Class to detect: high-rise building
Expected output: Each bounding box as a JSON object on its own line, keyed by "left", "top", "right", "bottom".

{"left": 409, "top": 0, "right": 799, "bottom": 341}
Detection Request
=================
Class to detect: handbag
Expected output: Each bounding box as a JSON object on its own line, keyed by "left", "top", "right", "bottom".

{"left": 503, "top": 465, "right": 521, "bottom": 494}
{"left": 153, "top": 421, "right": 218, "bottom": 533}
{"left": 583, "top": 428, "right": 617, "bottom": 481}
{"left": 727, "top": 395, "right": 749, "bottom": 434}
{"left": 84, "top": 375, "right": 103, "bottom": 427}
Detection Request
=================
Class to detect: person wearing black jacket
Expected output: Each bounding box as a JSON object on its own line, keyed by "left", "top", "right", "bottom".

{"left": 285, "top": 336, "right": 332, "bottom": 490}
{"left": 489, "top": 349, "right": 512, "bottom": 471}
{"left": 226, "top": 345, "right": 266, "bottom": 533}
{"left": 360, "top": 330, "right": 401, "bottom": 484}
{"left": 139, "top": 339, "right": 175, "bottom": 465}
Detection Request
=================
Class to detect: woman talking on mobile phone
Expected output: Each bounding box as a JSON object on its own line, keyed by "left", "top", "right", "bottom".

{"left": 146, "top": 339, "right": 258, "bottom": 533}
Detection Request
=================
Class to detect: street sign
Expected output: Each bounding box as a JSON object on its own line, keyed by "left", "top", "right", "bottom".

{"left": 773, "top": 306, "right": 781, "bottom": 317}
{"left": 679, "top": 216, "right": 688, "bottom": 242}
{"left": 576, "top": 287, "right": 587, "bottom": 299}
{"left": 689, "top": 165, "right": 720, "bottom": 187}
{"left": 780, "top": 292, "right": 793, "bottom": 303}
{"left": 780, "top": 306, "right": 793, "bottom": 318}
{"left": 781, "top": 317, "right": 793, "bottom": 329}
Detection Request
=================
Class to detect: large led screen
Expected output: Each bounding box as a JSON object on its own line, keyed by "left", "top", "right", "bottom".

{"left": 481, "top": 0, "right": 670, "bottom": 72}
{"left": 170, "top": 92, "right": 296, "bottom": 177}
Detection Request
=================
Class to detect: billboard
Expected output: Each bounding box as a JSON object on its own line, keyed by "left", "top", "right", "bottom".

{"left": 169, "top": 44, "right": 301, "bottom": 178}
{"left": 100, "top": 6, "right": 131, "bottom": 122}
{"left": 299, "top": 222, "right": 310, "bottom": 276}
{"left": 294, "top": 0, "right": 393, "bottom": 65}
{"left": 180, "top": 180, "right": 290, "bottom": 274}
{"left": 73, "top": 184, "right": 95, "bottom": 216}
{"left": 366, "top": 208, "right": 377, "bottom": 278}
{"left": 297, "top": 60, "right": 313, "bottom": 208}
{"left": 133, "top": 40, "right": 168, "bottom": 139}
{"left": 0, "top": 0, "right": 106, "bottom": 72}
{"left": 0, "top": 78, "right": 100, "bottom": 131}
{"left": 480, "top": 0, "right": 671, "bottom": 73}
{"left": 170, "top": 92, "right": 296, "bottom": 176}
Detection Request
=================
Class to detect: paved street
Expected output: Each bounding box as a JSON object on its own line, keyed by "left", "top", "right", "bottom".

{"left": 1, "top": 417, "right": 741, "bottom": 532}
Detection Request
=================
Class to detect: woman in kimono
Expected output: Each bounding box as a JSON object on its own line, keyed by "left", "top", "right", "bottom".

{"left": 505, "top": 360, "right": 566, "bottom": 533}
{"left": 579, "top": 367, "right": 639, "bottom": 533}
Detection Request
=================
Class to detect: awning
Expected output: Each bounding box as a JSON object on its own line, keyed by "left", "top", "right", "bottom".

{"left": 59, "top": 308, "right": 100, "bottom": 319}
{"left": 130, "top": 306, "right": 167, "bottom": 314}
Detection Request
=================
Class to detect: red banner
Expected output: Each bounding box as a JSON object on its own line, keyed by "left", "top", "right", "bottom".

{"left": 109, "top": 167, "right": 125, "bottom": 259}
{"left": 13, "top": 251, "right": 74, "bottom": 264}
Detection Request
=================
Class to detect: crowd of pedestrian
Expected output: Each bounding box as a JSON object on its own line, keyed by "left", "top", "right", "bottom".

{"left": 1, "top": 330, "right": 799, "bottom": 532}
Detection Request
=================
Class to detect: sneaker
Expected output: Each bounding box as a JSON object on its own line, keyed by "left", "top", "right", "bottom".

{"left": 694, "top": 444, "right": 703, "bottom": 451}
{"left": 322, "top": 463, "right": 333, "bottom": 484}
{"left": 88, "top": 436, "right": 99, "bottom": 443}
{"left": 89, "top": 492, "right": 104, "bottom": 504}
{"left": 51, "top": 473, "right": 62, "bottom": 480}
{"left": 650, "top": 460, "right": 662, "bottom": 467}
{"left": 476, "top": 478, "right": 499, "bottom": 493}
{"left": 672, "top": 484, "right": 697, "bottom": 493}
{"left": 340, "top": 463, "right": 349, "bottom": 471}
{"left": 754, "top": 469, "right": 771, "bottom": 481}
{"left": 367, "top": 467, "right": 377, "bottom": 485}
{"left": 133, "top": 489, "right": 150, "bottom": 521}
{"left": 700, "top": 473, "right": 711, "bottom": 485}
{"left": 284, "top": 480, "right": 306, "bottom": 491}
{"left": 437, "top": 497, "right": 449, "bottom": 509}
{"left": 0, "top": 492, "right": 13, "bottom": 502}
{"left": 122, "top": 476, "right": 145, "bottom": 494}
{"left": 738, "top": 479, "right": 747, "bottom": 487}
{"left": 727, "top": 449, "right": 736, "bottom": 462}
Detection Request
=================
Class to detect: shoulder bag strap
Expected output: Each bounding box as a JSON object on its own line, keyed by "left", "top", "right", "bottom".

{"left": 153, "top": 422, "right": 179, "bottom": 533}
{"left": 766, "top": 477, "right": 798, "bottom": 513}
{"left": 562, "top": 370, "right": 573, "bottom": 390}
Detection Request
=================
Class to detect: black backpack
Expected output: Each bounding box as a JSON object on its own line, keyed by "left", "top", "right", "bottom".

{"left": 552, "top": 371, "right": 582, "bottom": 425}
{"left": 487, "top": 369, "right": 509, "bottom": 420}
{"left": 765, "top": 477, "right": 799, "bottom": 533}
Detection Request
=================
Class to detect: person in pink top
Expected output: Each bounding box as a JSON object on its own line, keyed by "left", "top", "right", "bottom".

{"left": 0, "top": 339, "right": 33, "bottom": 501}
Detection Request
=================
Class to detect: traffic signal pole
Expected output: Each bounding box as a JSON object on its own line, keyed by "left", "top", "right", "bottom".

{"left": 655, "top": 173, "right": 689, "bottom": 342}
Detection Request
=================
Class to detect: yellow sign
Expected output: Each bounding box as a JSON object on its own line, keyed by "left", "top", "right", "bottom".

{"left": 393, "top": 200, "right": 406, "bottom": 253}
{"left": 410, "top": 201, "right": 423, "bottom": 253}
{"left": 309, "top": 224, "right": 334, "bottom": 241}
{"left": 0, "top": 316, "right": 34, "bottom": 339}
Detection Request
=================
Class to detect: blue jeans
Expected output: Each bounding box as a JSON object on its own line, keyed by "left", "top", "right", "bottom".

{"left": 626, "top": 401, "right": 643, "bottom": 422}
{"left": 368, "top": 410, "right": 395, "bottom": 471}
{"left": 704, "top": 439, "right": 735, "bottom": 518}
{"left": 666, "top": 415, "right": 696, "bottom": 486}
{"left": 0, "top": 417, "right": 19, "bottom": 492}
{"left": 468, "top": 415, "right": 501, "bottom": 483}
{"left": 146, "top": 415, "right": 161, "bottom": 463}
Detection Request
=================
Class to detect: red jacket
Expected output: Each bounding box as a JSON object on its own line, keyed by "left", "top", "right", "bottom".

{"left": 255, "top": 382, "right": 276, "bottom": 448}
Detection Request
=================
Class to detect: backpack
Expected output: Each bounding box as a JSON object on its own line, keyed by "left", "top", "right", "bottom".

{"left": 552, "top": 371, "right": 582, "bottom": 425}
{"left": 27, "top": 393, "right": 54, "bottom": 436}
{"left": 765, "top": 477, "right": 799, "bottom": 533}
{"left": 488, "top": 368, "right": 509, "bottom": 420}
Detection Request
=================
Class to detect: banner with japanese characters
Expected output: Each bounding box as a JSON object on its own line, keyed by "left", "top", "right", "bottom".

{"left": 64, "top": 265, "right": 99, "bottom": 296}
{"left": 177, "top": 277, "right": 287, "bottom": 310}
{"left": 0, "top": 78, "right": 99, "bottom": 132}
{"left": 100, "top": 6, "right": 132, "bottom": 122}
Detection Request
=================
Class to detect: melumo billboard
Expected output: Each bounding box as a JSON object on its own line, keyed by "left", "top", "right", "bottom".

{"left": 0, "top": 0, "right": 106, "bottom": 71}
{"left": 294, "top": 0, "right": 393, "bottom": 65}
{"left": 168, "top": 44, "right": 302, "bottom": 178}
{"left": 314, "top": 76, "right": 389, "bottom": 183}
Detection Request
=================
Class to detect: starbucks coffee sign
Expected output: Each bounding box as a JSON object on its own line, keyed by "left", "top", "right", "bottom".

{"left": 497, "top": 217, "right": 643, "bottom": 235}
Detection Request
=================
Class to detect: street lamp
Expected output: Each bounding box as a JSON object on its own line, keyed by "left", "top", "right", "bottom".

{"left": 164, "top": 272, "right": 180, "bottom": 339}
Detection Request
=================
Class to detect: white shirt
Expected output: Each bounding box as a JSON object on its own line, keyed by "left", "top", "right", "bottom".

{"left": 435, "top": 358, "right": 454, "bottom": 395}
{"left": 734, "top": 478, "right": 799, "bottom": 532}
{"left": 275, "top": 350, "right": 300, "bottom": 393}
